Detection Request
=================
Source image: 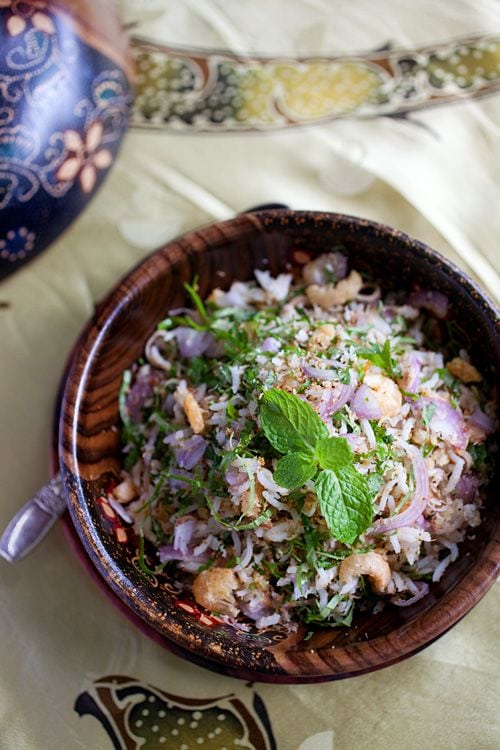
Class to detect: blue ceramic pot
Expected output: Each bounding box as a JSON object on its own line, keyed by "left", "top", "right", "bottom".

{"left": 0, "top": 0, "right": 132, "bottom": 279}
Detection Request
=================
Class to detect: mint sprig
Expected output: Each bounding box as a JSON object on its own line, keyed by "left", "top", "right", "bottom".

{"left": 259, "top": 389, "right": 374, "bottom": 544}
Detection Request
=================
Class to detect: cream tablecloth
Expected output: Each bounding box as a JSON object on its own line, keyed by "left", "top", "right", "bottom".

{"left": 1, "top": 2, "right": 499, "bottom": 748}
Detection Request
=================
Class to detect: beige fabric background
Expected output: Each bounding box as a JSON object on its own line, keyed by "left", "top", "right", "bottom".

{"left": 1, "top": 1, "right": 499, "bottom": 748}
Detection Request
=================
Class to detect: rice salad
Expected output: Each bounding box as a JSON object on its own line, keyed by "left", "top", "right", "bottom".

{"left": 111, "top": 252, "right": 496, "bottom": 631}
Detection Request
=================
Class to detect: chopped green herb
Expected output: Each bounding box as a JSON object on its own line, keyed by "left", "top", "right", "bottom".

{"left": 358, "top": 340, "right": 401, "bottom": 379}
{"left": 157, "top": 318, "right": 173, "bottom": 330}
{"left": 421, "top": 442, "right": 434, "bottom": 457}
{"left": 137, "top": 533, "right": 166, "bottom": 577}
{"left": 422, "top": 402, "right": 436, "bottom": 427}
{"left": 184, "top": 277, "right": 209, "bottom": 324}
{"left": 435, "top": 367, "right": 461, "bottom": 395}
{"left": 226, "top": 399, "right": 237, "bottom": 421}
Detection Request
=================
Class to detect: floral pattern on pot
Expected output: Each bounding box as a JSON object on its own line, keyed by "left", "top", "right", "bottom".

{"left": 0, "top": 0, "right": 132, "bottom": 279}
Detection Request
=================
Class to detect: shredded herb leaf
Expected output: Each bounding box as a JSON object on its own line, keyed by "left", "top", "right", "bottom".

{"left": 358, "top": 340, "right": 400, "bottom": 379}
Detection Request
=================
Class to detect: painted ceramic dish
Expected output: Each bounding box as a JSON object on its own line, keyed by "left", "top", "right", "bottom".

{"left": 0, "top": 0, "right": 132, "bottom": 278}
{"left": 59, "top": 210, "right": 500, "bottom": 683}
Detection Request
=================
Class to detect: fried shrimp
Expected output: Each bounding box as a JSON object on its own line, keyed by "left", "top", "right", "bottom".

{"left": 339, "top": 551, "right": 391, "bottom": 594}
{"left": 305, "top": 270, "right": 363, "bottom": 309}
{"left": 192, "top": 568, "right": 239, "bottom": 616}
{"left": 364, "top": 372, "right": 403, "bottom": 418}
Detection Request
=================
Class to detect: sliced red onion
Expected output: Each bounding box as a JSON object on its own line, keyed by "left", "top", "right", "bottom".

{"left": 143, "top": 424, "right": 159, "bottom": 464}
{"left": 322, "top": 357, "right": 344, "bottom": 368}
{"left": 174, "top": 327, "right": 213, "bottom": 358}
{"left": 164, "top": 428, "right": 190, "bottom": 446}
{"left": 158, "top": 544, "right": 210, "bottom": 564}
{"left": 238, "top": 599, "right": 272, "bottom": 622}
{"left": 146, "top": 330, "right": 177, "bottom": 370}
{"left": 231, "top": 530, "right": 242, "bottom": 557}
{"left": 236, "top": 533, "right": 254, "bottom": 569}
{"left": 455, "top": 473, "right": 480, "bottom": 502}
{"left": 408, "top": 290, "right": 448, "bottom": 319}
{"left": 371, "top": 441, "right": 429, "bottom": 534}
{"left": 162, "top": 393, "right": 176, "bottom": 415}
{"left": 466, "top": 407, "right": 496, "bottom": 436}
{"left": 303, "top": 364, "right": 338, "bottom": 381}
{"left": 344, "top": 433, "right": 366, "bottom": 452}
{"left": 318, "top": 380, "right": 356, "bottom": 418}
{"left": 225, "top": 465, "right": 246, "bottom": 488}
{"left": 391, "top": 581, "right": 429, "bottom": 607}
{"left": 400, "top": 352, "right": 423, "bottom": 394}
{"left": 173, "top": 516, "right": 197, "bottom": 554}
{"left": 174, "top": 434, "right": 207, "bottom": 470}
{"left": 351, "top": 384, "right": 383, "bottom": 420}
{"left": 415, "top": 514, "right": 430, "bottom": 531}
{"left": 415, "top": 397, "right": 467, "bottom": 450}
{"left": 126, "top": 367, "right": 157, "bottom": 422}
{"left": 261, "top": 336, "right": 282, "bottom": 353}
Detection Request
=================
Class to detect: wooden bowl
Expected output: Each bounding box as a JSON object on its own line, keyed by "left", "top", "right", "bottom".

{"left": 59, "top": 210, "right": 500, "bottom": 683}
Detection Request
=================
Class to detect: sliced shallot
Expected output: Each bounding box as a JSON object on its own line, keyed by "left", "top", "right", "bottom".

{"left": 408, "top": 290, "right": 448, "bottom": 319}
{"left": 351, "top": 384, "right": 383, "bottom": 420}
{"left": 391, "top": 581, "right": 429, "bottom": 607}
{"left": 371, "top": 441, "right": 429, "bottom": 534}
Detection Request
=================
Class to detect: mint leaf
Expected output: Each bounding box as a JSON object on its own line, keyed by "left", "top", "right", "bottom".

{"left": 316, "top": 466, "right": 374, "bottom": 544}
{"left": 274, "top": 453, "right": 317, "bottom": 489}
{"left": 315, "top": 436, "right": 353, "bottom": 470}
{"left": 259, "top": 388, "right": 328, "bottom": 455}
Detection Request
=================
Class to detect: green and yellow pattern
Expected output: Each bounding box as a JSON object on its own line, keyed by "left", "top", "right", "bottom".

{"left": 75, "top": 674, "right": 276, "bottom": 749}
{"left": 130, "top": 34, "right": 500, "bottom": 131}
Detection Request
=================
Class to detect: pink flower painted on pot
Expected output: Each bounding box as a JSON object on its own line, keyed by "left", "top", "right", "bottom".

{"left": 56, "top": 122, "right": 113, "bottom": 194}
{"left": 1, "top": 1, "right": 55, "bottom": 36}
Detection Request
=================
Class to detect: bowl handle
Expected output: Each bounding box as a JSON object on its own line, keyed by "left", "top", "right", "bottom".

{"left": 0, "top": 474, "right": 65, "bottom": 563}
{"left": 241, "top": 203, "right": 290, "bottom": 213}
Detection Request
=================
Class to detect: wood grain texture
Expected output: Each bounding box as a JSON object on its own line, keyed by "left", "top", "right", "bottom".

{"left": 59, "top": 210, "right": 500, "bottom": 683}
